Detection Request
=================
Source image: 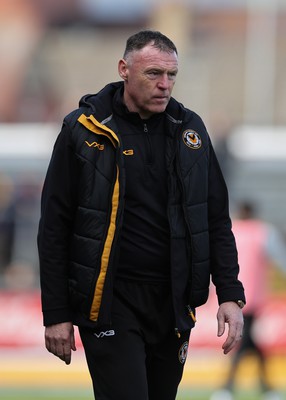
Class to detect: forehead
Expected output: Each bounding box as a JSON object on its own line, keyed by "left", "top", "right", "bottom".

{"left": 129, "top": 44, "right": 178, "bottom": 70}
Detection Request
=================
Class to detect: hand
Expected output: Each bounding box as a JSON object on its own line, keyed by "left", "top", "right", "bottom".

{"left": 45, "top": 322, "right": 76, "bottom": 365}
{"left": 216, "top": 301, "right": 244, "bottom": 355}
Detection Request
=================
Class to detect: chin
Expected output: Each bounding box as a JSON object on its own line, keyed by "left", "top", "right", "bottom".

{"left": 151, "top": 105, "right": 168, "bottom": 114}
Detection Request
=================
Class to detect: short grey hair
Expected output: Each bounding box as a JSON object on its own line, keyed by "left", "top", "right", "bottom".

{"left": 123, "top": 30, "right": 178, "bottom": 59}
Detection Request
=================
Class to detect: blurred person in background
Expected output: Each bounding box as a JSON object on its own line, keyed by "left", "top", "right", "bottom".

{"left": 209, "top": 110, "right": 235, "bottom": 185}
{"left": 38, "top": 30, "right": 245, "bottom": 400}
{"left": 3, "top": 176, "right": 40, "bottom": 290}
{"left": 210, "top": 200, "right": 286, "bottom": 400}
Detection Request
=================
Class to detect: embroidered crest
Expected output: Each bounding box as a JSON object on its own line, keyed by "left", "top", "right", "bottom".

{"left": 178, "top": 341, "right": 189, "bottom": 364}
{"left": 182, "top": 130, "right": 202, "bottom": 149}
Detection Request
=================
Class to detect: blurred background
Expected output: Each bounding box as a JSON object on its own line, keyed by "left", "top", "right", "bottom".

{"left": 0, "top": 0, "right": 286, "bottom": 399}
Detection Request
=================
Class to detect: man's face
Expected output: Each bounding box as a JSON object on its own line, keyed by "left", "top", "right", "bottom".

{"left": 118, "top": 44, "right": 178, "bottom": 119}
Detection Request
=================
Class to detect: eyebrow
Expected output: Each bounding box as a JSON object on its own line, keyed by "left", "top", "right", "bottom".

{"left": 146, "top": 66, "right": 178, "bottom": 73}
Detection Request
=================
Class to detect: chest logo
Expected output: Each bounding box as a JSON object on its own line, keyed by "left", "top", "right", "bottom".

{"left": 123, "top": 149, "right": 134, "bottom": 156}
{"left": 182, "top": 130, "right": 202, "bottom": 149}
{"left": 85, "top": 140, "right": 104, "bottom": 150}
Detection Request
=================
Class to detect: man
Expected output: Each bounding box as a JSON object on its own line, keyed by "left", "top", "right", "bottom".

{"left": 38, "top": 30, "right": 245, "bottom": 400}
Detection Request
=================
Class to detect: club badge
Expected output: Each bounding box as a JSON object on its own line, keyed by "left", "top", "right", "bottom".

{"left": 178, "top": 341, "right": 189, "bottom": 364}
{"left": 182, "top": 130, "right": 202, "bottom": 149}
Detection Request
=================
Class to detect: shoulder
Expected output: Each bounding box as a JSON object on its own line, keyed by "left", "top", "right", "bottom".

{"left": 167, "top": 98, "right": 208, "bottom": 133}
{"left": 63, "top": 81, "right": 124, "bottom": 129}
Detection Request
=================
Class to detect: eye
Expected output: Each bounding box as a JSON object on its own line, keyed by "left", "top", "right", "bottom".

{"left": 147, "top": 71, "right": 159, "bottom": 78}
{"left": 168, "top": 72, "right": 177, "bottom": 80}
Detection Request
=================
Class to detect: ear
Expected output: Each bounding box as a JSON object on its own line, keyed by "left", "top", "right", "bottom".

{"left": 118, "top": 59, "right": 128, "bottom": 81}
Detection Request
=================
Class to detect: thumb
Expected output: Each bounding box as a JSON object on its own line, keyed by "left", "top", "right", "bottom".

{"left": 217, "top": 313, "right": 225, "bottom": 337}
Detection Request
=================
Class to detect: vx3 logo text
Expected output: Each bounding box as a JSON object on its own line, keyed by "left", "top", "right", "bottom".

{"left": 93, "top": 330, "right": 115, "bottom": 338}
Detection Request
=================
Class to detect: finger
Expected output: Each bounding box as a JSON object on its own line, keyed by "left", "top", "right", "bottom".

{"left": 71, "top": 330, "right": 77, "bottom": 352}
{"left": 62, "top": 341, "right": 72, "bottom": 365}
{"left": 222, "top": 325, "right": 242, "bottom": 354}
{"left": 222, "top": 336, "right": 235, "bottom": 354}
{"left": 61, "top": 330, "right": 75, "bottom": 364}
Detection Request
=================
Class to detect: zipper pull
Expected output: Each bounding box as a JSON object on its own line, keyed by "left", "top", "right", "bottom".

{"left": 187, "top": 305, "right": 197, "bottom": 323}
{"left": 175, "top": 328, "right": 181, "bottom": 338}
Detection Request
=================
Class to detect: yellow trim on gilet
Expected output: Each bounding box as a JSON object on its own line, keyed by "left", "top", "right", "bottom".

{"left": 78, "top": 113, "right": 120, "bottom": 321}
{"left": 78, "top": 114, "right": 118, "bottom": 147}
{"left": 90, "top": 166, "right": 119, "bottom": 321}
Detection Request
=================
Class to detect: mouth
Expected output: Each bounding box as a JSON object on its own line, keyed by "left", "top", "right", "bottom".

{"left": 153, "top": 96, "right": 169, "bottom": 103}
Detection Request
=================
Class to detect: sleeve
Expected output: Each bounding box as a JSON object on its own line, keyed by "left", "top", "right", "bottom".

{"left": 207, "top": 140, "right": 246, "bottom": 305}
{"left": 37, "top": 120, "right": 80, "bottom": 326}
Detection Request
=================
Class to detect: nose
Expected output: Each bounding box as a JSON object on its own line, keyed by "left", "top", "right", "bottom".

{"left": 157, "top": 73, "right": 170, "bottom": 90}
